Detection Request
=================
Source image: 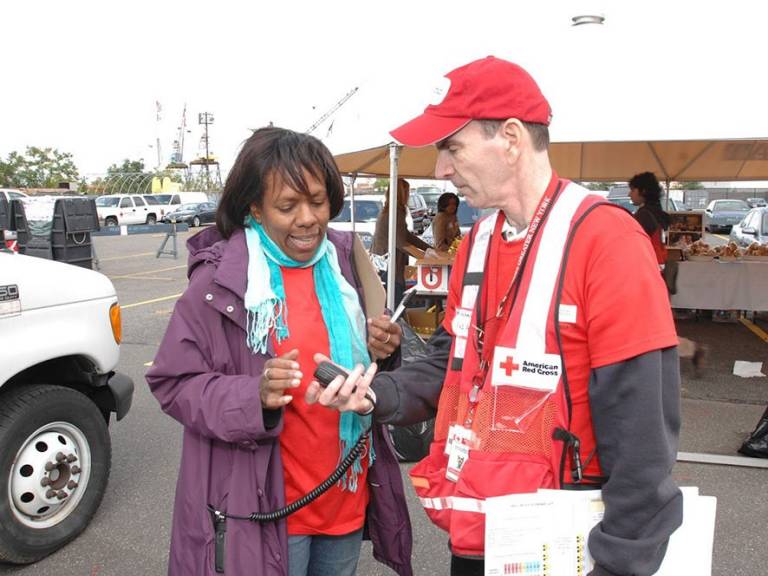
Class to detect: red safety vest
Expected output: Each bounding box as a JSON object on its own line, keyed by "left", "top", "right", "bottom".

{"left": 409, "top": 182, "right": 610, "bottom": 557}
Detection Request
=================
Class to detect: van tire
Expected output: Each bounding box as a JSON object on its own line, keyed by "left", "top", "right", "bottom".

{"left": 0, "top": 385, "right": 111, "bottom": 564}
{"left": 146, "top": 214, "right": 157, "bottom": 225}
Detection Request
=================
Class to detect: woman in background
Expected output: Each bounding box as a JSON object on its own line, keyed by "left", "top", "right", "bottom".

{"left": 430, "top": 192, "right": 461, "bottom": 252}
{"left": 629, "top": 171, "right": 706, "bottom": 376}
{"left": 371, "top": 177, "right": 431, "bottom": 304}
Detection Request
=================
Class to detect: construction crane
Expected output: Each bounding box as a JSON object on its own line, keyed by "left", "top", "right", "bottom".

{"left": 305, "top": 86, "right": 359, "bottom": 135}
{"left": 167, "top": 104, "right": 190, "bottom": 169}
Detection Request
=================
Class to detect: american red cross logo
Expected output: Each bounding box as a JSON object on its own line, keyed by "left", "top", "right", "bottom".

{"left": 499, "top": 356, "right": 519, "bottom": 376}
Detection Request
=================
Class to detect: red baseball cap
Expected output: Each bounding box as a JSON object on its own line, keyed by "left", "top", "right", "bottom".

{"left": 390, "top": 56, "right": 552, "bottom": 147}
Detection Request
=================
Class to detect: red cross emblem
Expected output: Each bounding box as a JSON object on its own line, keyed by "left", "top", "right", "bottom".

{"left": 499, "top": 356, "right": 519, "bottom": 376}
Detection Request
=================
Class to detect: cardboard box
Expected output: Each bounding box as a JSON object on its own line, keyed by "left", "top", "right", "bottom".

{"left": 405, "top": 307, "right": 446, "bottom": 337}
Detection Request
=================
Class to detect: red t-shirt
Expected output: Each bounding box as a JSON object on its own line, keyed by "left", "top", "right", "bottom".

{"left": 274, "top": 266, "right": 369, "bottom": 536}
{"left": 444, "top": 199, "right": 678, "bottom": 477}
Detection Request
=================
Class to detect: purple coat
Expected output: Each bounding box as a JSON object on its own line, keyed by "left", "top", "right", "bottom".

{"left": 147, "top": 227, "right": 413, "bottom": 576}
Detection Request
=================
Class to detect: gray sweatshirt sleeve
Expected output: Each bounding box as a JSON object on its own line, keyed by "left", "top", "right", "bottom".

{"left": 587, "top": 347, "right": 683, "bottom": 576}
{"left": 370, "top": 324, "right": 452, "bottom": 426}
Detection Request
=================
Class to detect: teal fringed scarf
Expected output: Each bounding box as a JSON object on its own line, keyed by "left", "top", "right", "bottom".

{"left": 244, "top": 216, "right": 373, "bottom": 491}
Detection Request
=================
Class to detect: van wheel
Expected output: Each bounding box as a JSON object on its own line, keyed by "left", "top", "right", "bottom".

{"left": 0, "top": 385, "right": 111, "bottom": 564}
{"left": 146, "top": 214, "right": 157, "bottom": 225}
{"left": 105, "top": 217, "right": 118, "bottom": 227}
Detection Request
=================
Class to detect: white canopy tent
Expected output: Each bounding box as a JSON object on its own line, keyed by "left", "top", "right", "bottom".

{"left": 336, "top": 138, "right": 768, "bottom": 183}
{"left": 335, "top": 137, "right": 768, "bottom": 308}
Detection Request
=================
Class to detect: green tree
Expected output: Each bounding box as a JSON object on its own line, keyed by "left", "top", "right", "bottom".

{"left": 0, "top": 146, "right": 79, "bottom": 188}
{"left": 678, "top": 181, "right": 704, "bottom": 190}
{"left": 373, "top": 178, "right": 389, "bottom": 193}
{"left": 103, "top": 159, "right": 155, "bottom": 194}
{"left": 106, "top": 159, "right": 147, "bottom": 175}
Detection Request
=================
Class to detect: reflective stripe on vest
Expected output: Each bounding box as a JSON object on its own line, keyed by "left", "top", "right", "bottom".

{"left": 420, "top": 496, "right": 485, "bottom": 513}
{"left": 450, "top": 212, "right": 498, "bottom": 370}
{"left": 516, "top": 184, "right": 591, "bottom": 352}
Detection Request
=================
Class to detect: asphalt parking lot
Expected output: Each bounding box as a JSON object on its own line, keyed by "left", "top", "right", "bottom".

{"left": 2, "top": 228, "right": 767, "bottom": 576}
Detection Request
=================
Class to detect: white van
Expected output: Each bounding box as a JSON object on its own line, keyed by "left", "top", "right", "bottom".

{"left": 148, "top": 192, "right": 210, "bottom": 211}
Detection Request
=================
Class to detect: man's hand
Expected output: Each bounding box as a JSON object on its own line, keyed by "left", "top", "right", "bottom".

{"left": 305, "top": 353, "right": 377, "bottom": 414}
{"left": 260, "top": 349, "right": 301, "bottom": 409}
{"left": 367, "top": 314, "right": 402, "bottom": 359}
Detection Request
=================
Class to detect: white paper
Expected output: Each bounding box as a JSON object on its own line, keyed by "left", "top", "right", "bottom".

{"left": 485, "top": 487, "right": 716, "bottom": 576}
{"left": 733, "top": 360, "right": 765, "bottom": 378}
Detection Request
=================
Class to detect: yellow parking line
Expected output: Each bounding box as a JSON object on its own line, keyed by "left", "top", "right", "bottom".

{"left": 99, "top": 251, "right": 156, "bottom": 261}
{"left": 122, "top": 293, "right": 183, "bottom": 310}
{"left": 739, "top": 317, "right": 768, "bottom": 344}
{"left": 111, "top": 264, "right": 186, "bottom": 279}
{"left": 714, "top": 234, "right": 730, "bottom": 241}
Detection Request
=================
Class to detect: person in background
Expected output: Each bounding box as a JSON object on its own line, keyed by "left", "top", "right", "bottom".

{"left": 146, "top": 127, "right": 412, "bottom": 576}
{"left": 629, "top": 171, "right": 707, "bottom": 375}
{"left": 629, "top": 171, "right": 671, "bottom": 265}
{"left": 371, "top": 177, "right": 431, "bottom": 303}
{"left": 431, "top": 192, "right": 461, "bottom": 252}
{"left": 307, "top": 56, "right": 682, "bottom": 576}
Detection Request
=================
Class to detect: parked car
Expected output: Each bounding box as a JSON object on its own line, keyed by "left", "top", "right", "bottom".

{"left": 729, "top": 207, "right": 768, "bottom": 246}
{"left": 746, "top": 197, "right": 767, "bottom": 208}
{"left": 0, "top": 189, "right": 29, "bottom": 203}
{"left": 412, "top": 186, "right": 444, "bottom": 217}
{"left": 329, "top": 196, "right": 385, "bottom": 250}
{"left": 608, "top": 196, "right": 688, "bottom": 214}
{"left": 0, "top": 249, "right": 133, "bottom": 564}
{"left": 704, "top": 199, "right": 751, "bottom": 233}
{"left": 148, "top": 192, "right": 210, "bottom": 212}
{"left": 162, "top": 202, "right": 217, "bottom": 227}
{"left": 330, "top": 195, "right": 415, "bottom": 250}
{"left": 608, "top": 196, "right": 638, "bottom": 213}
{"left": 94, "top": 194, "right": 161, "bottom": 226}
{"left": 407, "top": 191, "right": 429, "bottom": 234}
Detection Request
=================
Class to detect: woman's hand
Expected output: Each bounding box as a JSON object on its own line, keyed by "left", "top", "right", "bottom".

{"left": 305, "top": 354, "right": 377, "bottom": 414}
{"left": 367, "top": 314, "right": 402, "bottom": 359}
{"left": 260, "top": 349, "right": 302, "bottom": 409}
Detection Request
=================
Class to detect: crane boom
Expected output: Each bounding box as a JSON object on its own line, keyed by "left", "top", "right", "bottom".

{"left": 306, "top": 87, "right": 359, "bottom": 134}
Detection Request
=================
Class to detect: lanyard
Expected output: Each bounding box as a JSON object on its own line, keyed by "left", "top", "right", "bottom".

{"left": 465, "top": 181, "right": 563, "bottom": 418}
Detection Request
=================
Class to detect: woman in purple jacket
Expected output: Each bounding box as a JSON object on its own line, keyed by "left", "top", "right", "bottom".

{"left": 146, "top": 127, "right": 412, "bottom": 576}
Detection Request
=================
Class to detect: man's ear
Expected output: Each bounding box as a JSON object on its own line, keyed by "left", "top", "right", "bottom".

{"left": 501, "top": 118, "right": 525, "bottom": 162}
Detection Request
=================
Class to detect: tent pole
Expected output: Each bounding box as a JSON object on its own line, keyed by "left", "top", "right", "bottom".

{"left": 665, "top": 177, "right": 671, "bottom": 211}
{"left": 386, "top": 143, "right": 401, "bottom": 311}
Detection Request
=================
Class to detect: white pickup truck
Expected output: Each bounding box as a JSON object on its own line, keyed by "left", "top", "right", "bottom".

{"left": 0, "top": 249, "right": 133, "bottom": 564}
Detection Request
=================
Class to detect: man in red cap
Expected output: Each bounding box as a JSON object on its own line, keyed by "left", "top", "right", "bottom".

{"left": 308, "top": 56, "right": 682, "bottom": 576}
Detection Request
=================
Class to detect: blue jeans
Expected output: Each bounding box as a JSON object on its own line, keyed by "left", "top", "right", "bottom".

{"left": 287, "top": 529, "right": 363, "bottom": 576}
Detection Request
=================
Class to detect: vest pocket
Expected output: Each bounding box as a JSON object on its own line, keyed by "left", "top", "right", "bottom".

{"left": 450, "top": 451, "right": 555, "bottom": 556}
{"left": 408, "top": 441, "right": 453, "bottom": 532}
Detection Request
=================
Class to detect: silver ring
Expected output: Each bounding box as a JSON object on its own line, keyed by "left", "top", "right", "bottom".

{"left": 263, "top": 367, "right": 271, "bottom": 380}
{"left": 382, "top": 332, "right": 392, "bottom": 345}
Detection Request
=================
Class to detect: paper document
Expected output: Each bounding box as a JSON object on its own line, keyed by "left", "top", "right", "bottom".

{"left": 485, "top": 487, "right": 716, "bottom": 576}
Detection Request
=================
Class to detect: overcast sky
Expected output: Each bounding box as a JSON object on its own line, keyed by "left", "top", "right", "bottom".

{"left": 4, "top": 0, "right": 768, "bottom": 183}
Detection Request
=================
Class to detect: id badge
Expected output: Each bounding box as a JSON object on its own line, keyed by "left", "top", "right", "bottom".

{"left": 451, "top": 307, "right": 472, "bottom": 338}
{"left": 444, "top": 425, "right": 474, "bottom": 456}
{"left": 446, "top": 442, "right": 470, "bottom": 482}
